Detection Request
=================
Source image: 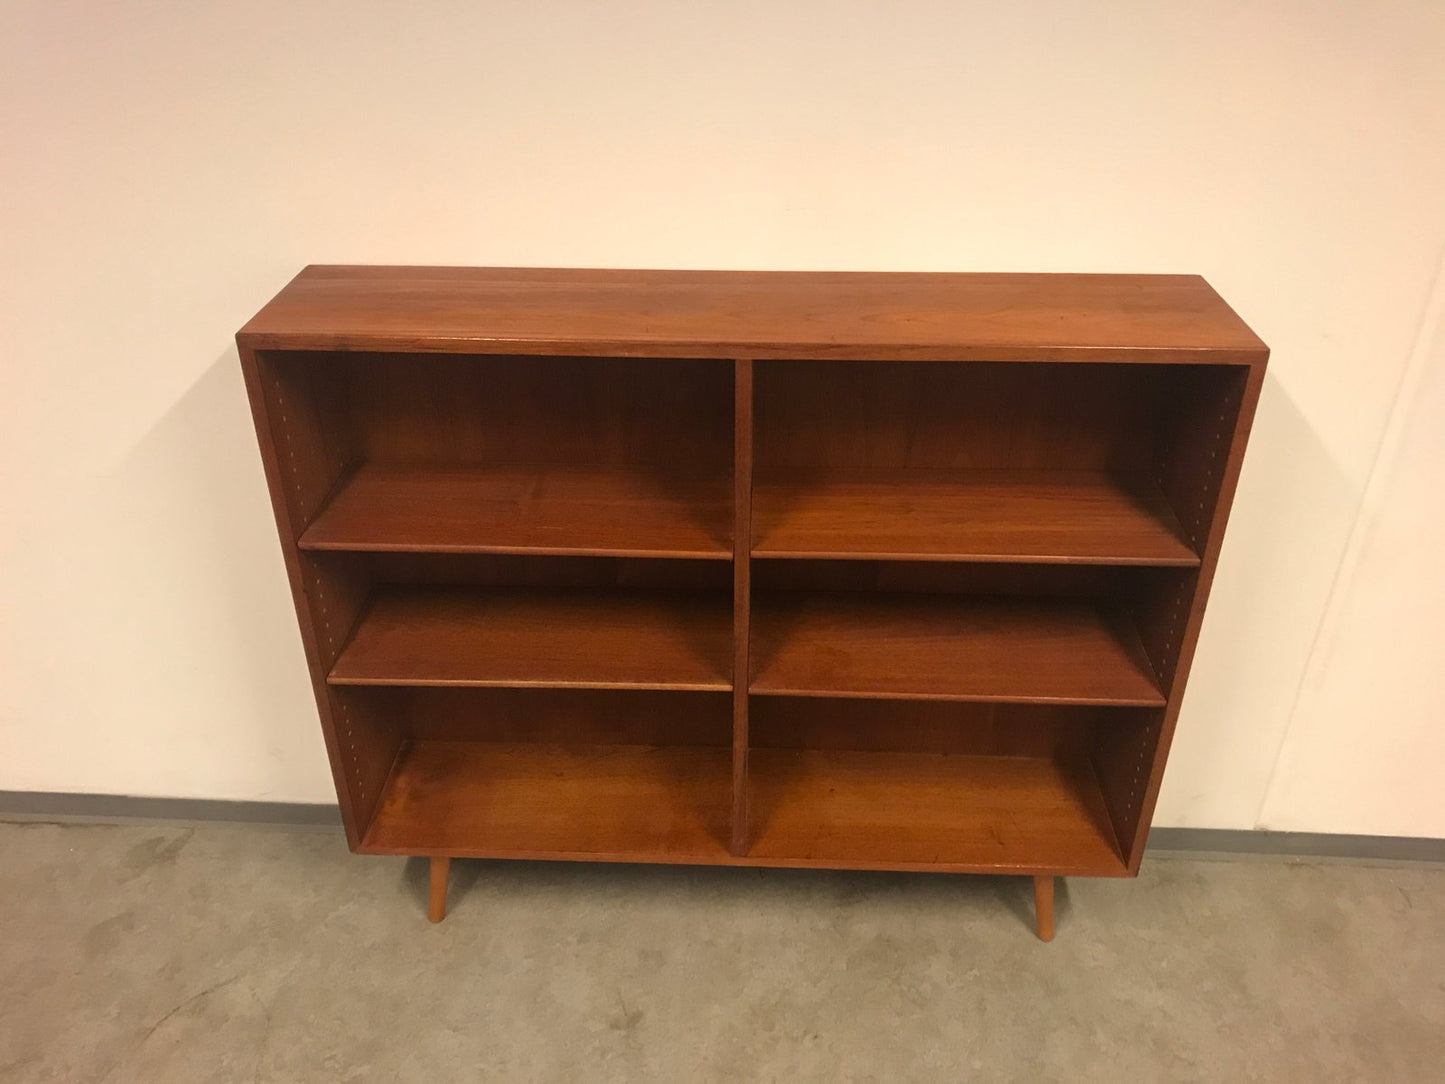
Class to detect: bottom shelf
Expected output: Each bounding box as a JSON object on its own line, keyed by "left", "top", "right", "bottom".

{"left": 363, "top": 741, "right": 733, "bottom": 860}
{"left": 747, "top": 748, "right": 1125, "bottom": 875}
{"left": 362, "top": 739, "right": 1124, "bottom": 875}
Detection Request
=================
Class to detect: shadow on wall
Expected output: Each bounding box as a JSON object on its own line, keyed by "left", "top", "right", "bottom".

{"left": 97, "top": 348, "right": 325, "bottom": 797}
{"left": 65, "top": 354, "right": 1361, "bottom": 810}
{"left": 1157, "top": 370, "right": 1361, "bottom": 827}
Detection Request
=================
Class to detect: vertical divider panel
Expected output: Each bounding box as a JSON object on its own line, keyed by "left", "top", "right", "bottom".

{"left": 731, "top": 359, "right": 754, "bottom": 854}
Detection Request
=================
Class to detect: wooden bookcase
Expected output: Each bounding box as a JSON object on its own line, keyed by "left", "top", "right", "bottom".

{"left": 238, "top": 267, "right": 1267, "bottom": 939}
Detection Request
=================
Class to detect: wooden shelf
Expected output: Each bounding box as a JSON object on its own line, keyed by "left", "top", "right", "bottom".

{"left": 362, "top": 741, "right": 731, "bottom": 859}
{"left": 747, "top": 749, "right": 1125, "bottom": 875}
{"left": 752, "top": 468, "right": 1198, "bottom": 566}
{"left": 300, "top": 463, "right": 731, "bottom": 558}
{"left": 363, "top": 741, "right": 1124, "bottom": 875}
{"left": 751, "top": 593, "right": 1164, "bottom": 705}
{"left": 329, "top": 588, "right": 732, "bottom": 691}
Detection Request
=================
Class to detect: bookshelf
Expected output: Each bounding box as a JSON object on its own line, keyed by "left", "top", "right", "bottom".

{"left": 238, "top": 267, "right": 1266, "bottom": 939}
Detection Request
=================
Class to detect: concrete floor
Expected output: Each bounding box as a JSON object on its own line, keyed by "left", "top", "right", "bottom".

{"left": 1, "top": 822, "right": 1442, "bottom": 1082}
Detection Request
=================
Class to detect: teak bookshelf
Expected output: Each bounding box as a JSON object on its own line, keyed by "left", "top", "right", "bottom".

{"left": 238, "top": 267, "right": 1267, "bottom": 939}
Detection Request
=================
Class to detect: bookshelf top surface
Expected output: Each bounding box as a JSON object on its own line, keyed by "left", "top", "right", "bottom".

{"left": 238, "top": 266, "right": 1268, "bottom": 363}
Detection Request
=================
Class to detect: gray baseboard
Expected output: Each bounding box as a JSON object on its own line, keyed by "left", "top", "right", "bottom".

{"left": 1145, "top": 827, "right": 1445, "bottom": 863}
{"left": 0, "top": 790, "right": 341, "bottom": 827}
{"left": 2, "top": 790, "right": 1442, "bottom": 863}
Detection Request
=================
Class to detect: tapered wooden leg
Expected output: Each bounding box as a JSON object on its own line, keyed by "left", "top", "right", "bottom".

{"left": 1033, "top": 874, "right": 1055, "bottom": 942}
{"left": 428, "top": 856, "right": 451, "bottom": 923}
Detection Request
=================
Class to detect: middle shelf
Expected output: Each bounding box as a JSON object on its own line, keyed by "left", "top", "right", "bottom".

{"left": 296, "top": 462, "right": 1201, "bottom": 567}
{"left": 751, "top": 592, "right": 1164, "bottom": 705}
{"left": 325, "top": 582, "right": 1165, "bottom": 706}
{"left": 328, "top": 588, "right": 734, "bottom": 691}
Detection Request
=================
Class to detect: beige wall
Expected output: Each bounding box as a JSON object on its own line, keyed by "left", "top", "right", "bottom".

{"left": 3, "top": 2, "right": 1443, "bottom": 832}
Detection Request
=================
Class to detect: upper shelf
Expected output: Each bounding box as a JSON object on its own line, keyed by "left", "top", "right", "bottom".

{"left": 329, "top": 587, "right": 732, "bottom": 691}
{"left": 752, "top": 468, "right": 1199, "bottom": 566}
{"left": 237, "top": 267, "right": 1269, "bottom": 363}
{"left": 300, "top": 463, "right": 731, "bottom": 559}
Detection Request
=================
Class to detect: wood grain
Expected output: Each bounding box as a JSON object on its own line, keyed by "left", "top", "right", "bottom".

{"left": 747, "top": 749, "right": 1124, "bottom": 874}
{"left": 753, "top": 468, "right": 1198, "bottom": 565}
{"left": 755, "top": 360, "right": 1167, "bottom": 474}
{"left": 341, "top": 352, "right": 733, "bottom": 473}
{"left": 239, "top": 267, "right": 1268, "bottom": 363}
{"left": 751, "top": 593, "right": 1164, "bottom": 705}
{"left": 363, "top": 741, "right": 732, "bottom": 859}
{"left": 340, "top": 552, "right": 731, "bottom": 593}
{"left": 750, "top": 697, "right": 1106, "bottom": 759}
{"left": 398, "top": 687, "right": 731, "bottom": 747}
{"left": 300, "top": 464, "right": 731, "bottom": 558}
{"left": 752, "top": 558, "right": 1119, "bottom": 598}
{"left": 329, "top": 588, "right": 732, "bottom": 691}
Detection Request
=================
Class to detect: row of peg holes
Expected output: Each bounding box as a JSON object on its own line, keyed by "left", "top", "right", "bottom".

{"left": 1155, "top": 401, "right": 1236, "bottom": 549}
{"left": 1188, "top": 406, "right": 1234, "bottom": 543}
{"left": 337, "top": 699, "right": 366, "bottom": 806}
{"left": 275, "top": 389, "right": 307, "bottom": 514}
{"left": 1157, "top": 582, "right": 1189, "bottom": 682}
{"left": 1127, "top": 396, "right": 1239, "bottom": 837}
{"left": 274, "top": 386, "right": 347, "bottom": 530}
{"left": 309, "top": 571, "right": 362, "bottom": 804}
{"left": 1164, "top": 400, "right": 1236, "bottom": 670}
{"left": 1123, "top": 717, "right": 1161, "bottom": 839}
{"left": 1145, "top": 398, "right": 1237, "bottom": 678}
{"left": 275, "top": 391, "right": 336, "bottom": 655}
{"left": 277, "top": 386, "right": 362, "bottom": 804}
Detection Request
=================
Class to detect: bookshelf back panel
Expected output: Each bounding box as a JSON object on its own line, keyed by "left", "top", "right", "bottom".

{"left": 750, "top": 698, "right": 1104, "bottom": 758}
{"left": 753, "top": 559, "right": 1123, "bottom": 598}
{"left": 756, "top": 361, "right": 1166, "bottom": 473}
{"left": 355, "top": 686, "right": 733, "bottom": 747}
{"left": 326, "top": 551, "right": 733, "bottom": 594}
{"left": 332, "top": 352, "right": 734, "bottom": 471}
{"left": 757, "top": 361, "right": 1242, "bottom": 488}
